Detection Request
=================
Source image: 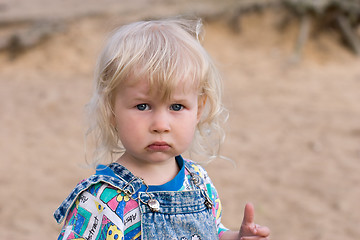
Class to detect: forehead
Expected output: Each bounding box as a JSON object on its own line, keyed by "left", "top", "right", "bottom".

{"left": 119, "top": 74, "right": 200, "bottom": 100}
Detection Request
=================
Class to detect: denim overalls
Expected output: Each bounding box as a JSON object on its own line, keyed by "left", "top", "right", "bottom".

{"left": 54, "top": 156, "right": 219, "bottom": 240}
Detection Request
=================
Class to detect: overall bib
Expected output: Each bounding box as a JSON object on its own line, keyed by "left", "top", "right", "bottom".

{"left": 138, "top": 168, "right": 218, "bottom": 240}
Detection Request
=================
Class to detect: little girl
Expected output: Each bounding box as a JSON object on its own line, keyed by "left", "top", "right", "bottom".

{"left": 54, "top": 18, "right": 270, "bottom": 240}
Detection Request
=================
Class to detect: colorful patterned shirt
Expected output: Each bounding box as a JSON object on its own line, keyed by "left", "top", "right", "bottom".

{"left": 55, "top": 156, "right": 228, "bottom": 239}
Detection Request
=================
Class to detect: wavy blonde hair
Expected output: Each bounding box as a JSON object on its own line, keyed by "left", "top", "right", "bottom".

{"left": 86, "top": 18, "right": 227, "bottom": 168}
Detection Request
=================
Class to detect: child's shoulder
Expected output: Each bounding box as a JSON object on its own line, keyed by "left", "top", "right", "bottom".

{"left": 54, "top": 167, "right": 138, "bottom": 224}
{"left": 183, "top": 158, "right": 210, "bottom": 179}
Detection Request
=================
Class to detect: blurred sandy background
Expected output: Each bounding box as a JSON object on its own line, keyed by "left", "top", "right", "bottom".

{"left": 1, "top": 0, "right": 360, "bottom": 239}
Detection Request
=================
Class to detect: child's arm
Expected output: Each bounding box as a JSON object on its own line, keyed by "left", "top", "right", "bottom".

{"left": 220, "top": 203, "right": 270, "bottom": 240}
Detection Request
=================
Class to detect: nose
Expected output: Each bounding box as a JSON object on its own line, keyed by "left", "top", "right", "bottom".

{"left": 150, "top": 110, "right": 170, "bottom": 133}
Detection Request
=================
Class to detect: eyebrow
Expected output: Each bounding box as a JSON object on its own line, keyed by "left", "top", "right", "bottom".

{"left": 126, "top": 90, "right": 151, "bottom": 99}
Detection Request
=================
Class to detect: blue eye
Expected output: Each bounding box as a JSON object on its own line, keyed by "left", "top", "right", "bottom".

{"left": 170, "top": 104, "right": 183, "bottom": 111}
{"left": 136, "top": 104, "right": 150, "bottom": 111}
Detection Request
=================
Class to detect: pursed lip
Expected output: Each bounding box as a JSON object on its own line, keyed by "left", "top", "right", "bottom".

{"left": 147, "top": 141, "right": 171, "bottom": 151}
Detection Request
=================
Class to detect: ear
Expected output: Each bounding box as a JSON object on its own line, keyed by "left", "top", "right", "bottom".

{"left": 197, "top": 95, "right": 207, "bottom": 123}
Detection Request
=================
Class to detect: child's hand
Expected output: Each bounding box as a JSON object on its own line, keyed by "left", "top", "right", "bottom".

{"left": 238, "top": 203, "right": 270, "bottom": 240}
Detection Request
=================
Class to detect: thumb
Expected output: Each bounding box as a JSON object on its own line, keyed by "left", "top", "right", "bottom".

{"left": 242, "top": 202, "right": 255, "bottom": 225}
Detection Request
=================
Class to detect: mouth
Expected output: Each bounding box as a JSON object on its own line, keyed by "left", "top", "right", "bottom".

{"left": 147, "top": 141, "right": 171, "bottom": 151}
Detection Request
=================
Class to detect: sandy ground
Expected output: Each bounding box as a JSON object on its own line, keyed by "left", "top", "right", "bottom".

{"left": 1, "top": 1, "right": 360, "bottom": 240}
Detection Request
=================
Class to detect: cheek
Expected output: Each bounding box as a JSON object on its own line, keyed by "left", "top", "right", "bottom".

{"left": 114, "top": 116, "right": 138, "bottom": 141}
{"left": 116, "top": 125, "right": 143, "bottom": 151}
{"left": 177, "top": 117, "right": 198, "bottom": 142}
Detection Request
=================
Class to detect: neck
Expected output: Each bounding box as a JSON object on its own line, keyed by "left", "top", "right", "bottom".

{"left": 116, "top": 154, "right": 179, "bottom": 185}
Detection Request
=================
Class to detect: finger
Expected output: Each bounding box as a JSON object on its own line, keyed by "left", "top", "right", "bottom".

{"left": 254, "top": 225, "right": 271, "bottom": 237}
{"left": 242, "top": 202, "right": 255, "bottom": 225}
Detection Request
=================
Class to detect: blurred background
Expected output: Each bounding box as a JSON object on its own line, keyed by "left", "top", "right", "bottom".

{"left": 1, "top": 0, "right": 360, "bottom": 239}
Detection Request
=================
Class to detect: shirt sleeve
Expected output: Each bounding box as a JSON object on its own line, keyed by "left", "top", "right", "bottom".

{"left": 57, "top": 182, "right": 126, "bottom": 240}
{"left": 57, "top": 196, "right": 88, "bottom": 239}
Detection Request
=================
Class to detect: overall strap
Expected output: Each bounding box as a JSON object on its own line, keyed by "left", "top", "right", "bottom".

{"left": 184, "top": 160, "right": 214, "bottom": 209}
{"left": 54, "top": 163, "right": 143, "bottom": 224}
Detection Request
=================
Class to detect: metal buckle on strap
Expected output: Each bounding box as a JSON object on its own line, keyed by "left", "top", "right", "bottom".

{"left": 186, "top": 167, "right": 213, "bottom": 209}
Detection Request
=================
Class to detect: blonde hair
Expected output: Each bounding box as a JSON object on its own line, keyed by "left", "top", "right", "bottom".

{"left": 86, "top": 18, "right": 227, "bottom": 168}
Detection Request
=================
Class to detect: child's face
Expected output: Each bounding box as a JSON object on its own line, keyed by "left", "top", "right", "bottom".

{"left": 112, "top": 78, "right": 204, "bottom": 166}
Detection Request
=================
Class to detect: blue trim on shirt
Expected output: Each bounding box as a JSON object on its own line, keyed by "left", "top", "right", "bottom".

{"left": 95, "top": 155, "right": 185, "bottom": 192}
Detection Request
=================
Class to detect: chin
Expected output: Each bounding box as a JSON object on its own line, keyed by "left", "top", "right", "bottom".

{"left": 145, "top": 152, "right": 176, "bottom": 162}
